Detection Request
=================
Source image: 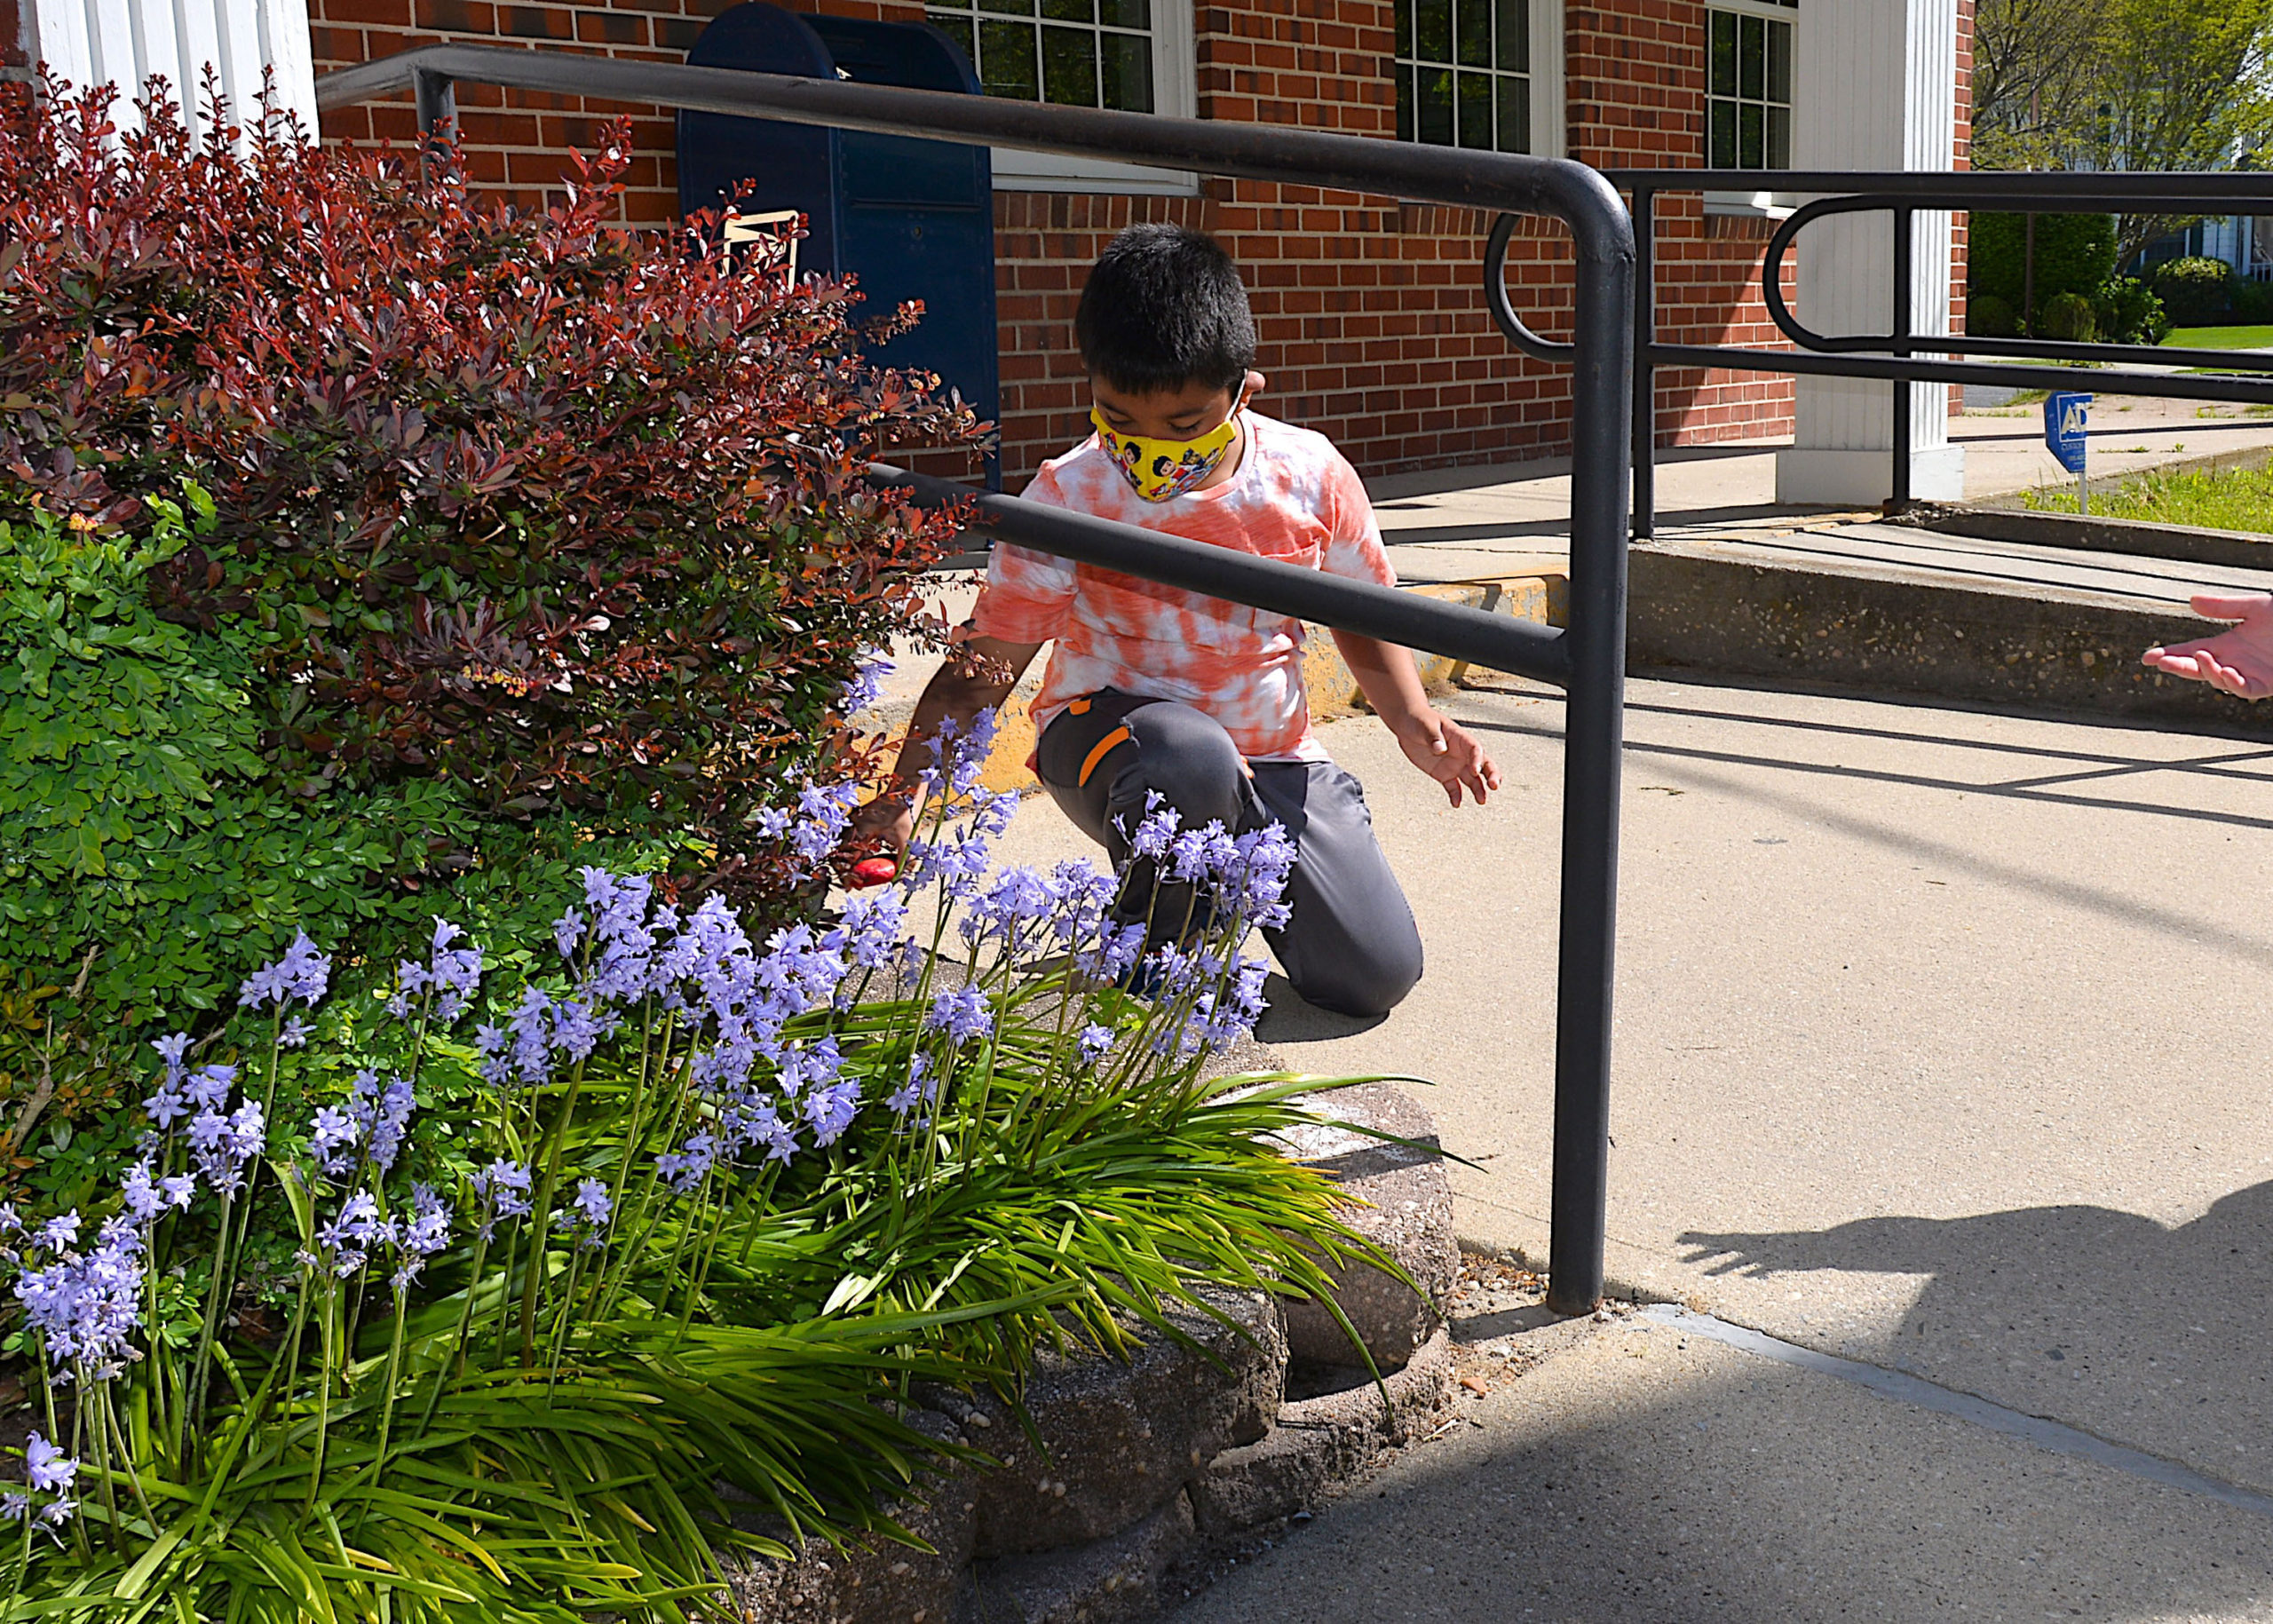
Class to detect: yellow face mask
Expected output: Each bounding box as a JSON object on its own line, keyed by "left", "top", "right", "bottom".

{"left": 1090, "top": 400, "right": 1244, "bottom": 503}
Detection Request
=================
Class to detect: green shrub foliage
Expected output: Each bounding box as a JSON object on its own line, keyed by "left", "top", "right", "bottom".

{"left": 0, "top": 81, "right": 978, "bottom": 1032}
{"left": 2151, "top": 255, "right": 2237, "bottom": 325}
{"left": 2038, "top": 289, "right": 2098, "bottom": 343}
{"left": 1968, "top": 291, "right": 2020, "bottom": 337}
{"left": 2093, "top": 276, "right": 2172, "bottom": 346}
{"left": 1968, "top": 212, "right": 2119, "bottom": 329}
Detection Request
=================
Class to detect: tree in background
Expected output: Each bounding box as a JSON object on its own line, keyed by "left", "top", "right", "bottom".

{"left": 1973, "top": 0, "right": 2273, "bottom": 262}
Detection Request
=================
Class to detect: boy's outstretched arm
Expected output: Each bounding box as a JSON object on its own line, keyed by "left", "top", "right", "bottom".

{"left": 1331, "top": 630, "right": 1502, "bottom": 807}
{"left": 851, "top": 633, "right": 1042, "bottom": 860}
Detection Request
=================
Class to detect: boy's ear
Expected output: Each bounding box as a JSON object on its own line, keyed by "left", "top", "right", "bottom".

{"left": 1243, "top": 369, "right": 1266, "bottom": 401}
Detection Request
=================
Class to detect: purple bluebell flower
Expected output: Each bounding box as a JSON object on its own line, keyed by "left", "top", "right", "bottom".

{"left": 17, "top": 1233, "right": 142, "bottom": 1377}
{"left": 31, "top": 1214, "right": 79, "bottom": 1256}
{"left": 1076, "top": 1023, "right": 1116, "bottom": 1066}
{"left": 309, "top": 1105, "right": 360, "bottom": 1176}
{"left": 552, "top": 907, "right": 586, "bottom": 961}
{"left": 923, "top": 984, "right": 994, "bottom": 1047}
{"left": 1125, "top": 798, "right": 1180, "bottom": 861}
{"left": 278, "top": 1015, "right": 312, "bottom": 1050}
{"left": 0, "top": 1493, "right": 25, "bottom": 1523}
{"left": 750, "top": 804, "right": 792, "bottom": 842}
{"left": 656, "top": 1133, "right": 717, "bottom": 1194}
{"left": 188, "top": 1100, "right": 263, "bottom": 1196}
{"left": 723, "top": 1096, "right": 798, "bottom": 1163}
{"left": 314, "top": 1192, "right": 390, "bottom": 1279}
{"left": 566, "top": 1178, "right": 613, "bottom": 1249}
{"left": 885, "top": 1053, "right": 935, "bottom": 1115}
{"left": 803, "top": 1078, "right": 861, "bottom": 1146}
{"left": 142, "top": 1082, "right": 188, "bottom": 1131}
{"left": 506, "top": 987, "right": 555, "bottom": 1086}
{"left": 392, "top": 1184, "right": 453, "bottom": 1290}
{"left": 549, "top": 998, "right": 607, "bottom": 1061}
{"left": 467, "top": 1159, "right": 533, "bottom": 1240}
{"left": 24, "top": 1434, "right": 74, "bottom": 1494}
{"left": 238, "top": 930, "right": 332, "bottom": 1012}
{"left": 183, "top": 1065, "right": 236, "bottom": 1113}
{"left": 838, "top": 655, "right": 890, "bottom": 716}
{"left": 36, "top": 1497, "right": 75, "bottom": 1531}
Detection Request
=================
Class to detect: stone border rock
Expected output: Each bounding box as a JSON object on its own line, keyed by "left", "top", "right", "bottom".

{"left": 722, "top": 1078, "right": 1459, "bottom": 1624}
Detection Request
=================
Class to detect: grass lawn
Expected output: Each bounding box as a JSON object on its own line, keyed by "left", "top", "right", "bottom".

{"left": 2165, "top": 325, "right": 2273, "bottom": 351}
{"left": 2025, "top": 460, "right": 2273, "bottom": 533}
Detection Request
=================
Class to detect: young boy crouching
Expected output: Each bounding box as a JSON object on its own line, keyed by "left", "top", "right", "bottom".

{"left": 859, "top": 224, "right": 1498, "bottom": 1018}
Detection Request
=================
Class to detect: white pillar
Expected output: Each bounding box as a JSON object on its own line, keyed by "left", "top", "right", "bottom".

{"left": 1774, "top": 0, "right": 1964, "bottom": 506}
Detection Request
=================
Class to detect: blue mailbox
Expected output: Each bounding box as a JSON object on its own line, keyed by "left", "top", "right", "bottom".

{"left": 677, "top": 3, "right": 1001, "bottom": 486}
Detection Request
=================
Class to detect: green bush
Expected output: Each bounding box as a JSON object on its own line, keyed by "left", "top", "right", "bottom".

{"left": 2233, "top": 275, "right": 2273, "bottom": 324}
{"left": 2151, "top": 255, "right": 2237, "bottom": 325}
{"left": 0, "top": 491, "right": 707, "bottom": 1039}
{"left": 1968, "top": 212, "right": 2119, "bottom": 331}
{"left": 2092, "top": 276, "right": 2172, "bottom": 345}
{"left": 2038, "top": 289, "right": 2099, "bottom": 342}
{"left": 0, "top": 81, "right": 978, "bottom": 1043}
{"left": 1969, "top": 291, "right": 2020, "bottom": 337}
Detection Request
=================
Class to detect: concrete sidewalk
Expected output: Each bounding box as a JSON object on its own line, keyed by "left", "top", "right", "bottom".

{"left": 1370, "top": 396, "right": 2273, "bottom": 586}
{"left": 979, "top": 677, "right": 2273, "bottom": 1622}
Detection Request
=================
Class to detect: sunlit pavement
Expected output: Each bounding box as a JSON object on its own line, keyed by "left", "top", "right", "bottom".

{"left": 987, "top": 676, "right": 2273, "bottom": 1622}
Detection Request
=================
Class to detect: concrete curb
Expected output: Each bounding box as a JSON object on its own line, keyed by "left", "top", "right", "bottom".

{"left": 1628, "top": 542, "right": 2273, "bottom": 737}
{"left": 1900, "top": 503, "right": 2273, "bottom": 573}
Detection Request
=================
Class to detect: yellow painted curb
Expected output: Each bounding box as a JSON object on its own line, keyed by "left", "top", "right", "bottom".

{"left": 970, "top": 571, "right": 1568, "bottom": 792}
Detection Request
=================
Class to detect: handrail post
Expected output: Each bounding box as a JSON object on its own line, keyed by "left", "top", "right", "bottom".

{"left": 414, "top": 68, "right": 456, "bottom": 146}
{"left": 1546, "top": 189, "right": 1635, "bottom": 1319}
{"left": 1630, "top": 185, "right": 1656, "bottom": 542}
{"left": 1889, "top": 202, "right": 1913, "bottom": 514}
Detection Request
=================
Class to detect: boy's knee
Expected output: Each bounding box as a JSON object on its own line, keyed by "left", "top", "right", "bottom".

{"left": 1294, "top": 935, "right": 1422, "bottom": 1018}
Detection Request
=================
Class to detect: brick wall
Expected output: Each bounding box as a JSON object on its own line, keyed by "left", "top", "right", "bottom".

{"left": 306, "top": 0, "right": 912, "bottom": 224}
{"left": 305, "top": 0, "right": 1964, "bottom": 485}
{"left": 1950, "top": 0, "right": 1972, "bottom": 411}
{"left": 2, "top": 0, "right": 23, "bottom": 69}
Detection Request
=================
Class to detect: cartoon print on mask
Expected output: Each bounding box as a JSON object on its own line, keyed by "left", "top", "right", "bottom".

{"left": 1090, "top": 394, "right": 1247, "bottom": 503}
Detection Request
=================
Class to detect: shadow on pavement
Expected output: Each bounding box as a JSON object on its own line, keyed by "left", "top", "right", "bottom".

{"left": 1678, "top": 1181, "right": 2273, "bottom": 1503}
{"left": 1254, "top": 973, "right": 1389, "bottom": 1042}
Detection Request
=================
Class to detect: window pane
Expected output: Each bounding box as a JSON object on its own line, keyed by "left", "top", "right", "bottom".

{"left": 979, "top": 0, "right": 1036, "bottom": 14}
{"left": 978, "top": 19, "right": 1038, "bottom": 97}
{"left": 1457, "top": 69, "right": 1492, "bottom": 147}
{"left": 1397, "top": 62, "right": 1415, "bottom": 141}
{"left": 1101, "top": 0, "right": 1148, "bottom": 24}
{"left": 1766, "top": 18, "right": 1790, "bottom": 104}
{"left": 1041, "top": 0, "right": 1091, "bottom": 20}
{"left": 1041, "top": 23, "right": 1097, "bottom": 104}
{"left": 1418, "top": 66, "right": 1453, "bottom": 144}
{"left": 931, "top": 12, "right": 976, "bottom": 67}
{"left": 1738, "top": 99, "right": 1762, "bottom": 167}
{"left": 1416, "top": 0, "right": 1451, "bottom": 62}
{"left": 1100, "top": 29, "right": 1152, "bottom": 109}
{"left": 1708, "top": 99, "right": 1736, "bottom": 167}
{"left": 1738, "top": 14, "right": 1763, "bottom": 100}
{"left": 1455, "top": 0, "right": 1489, "bottom": 67}
{"left": 1709, "top": 12, "right": 1736, "bottom": 99}
{"left": 1494, "top": 0, "right": 1528, "bottom": 73}
{"left": 1766, "top": 104, "right": 1789, "bottom": 168}
{"left": 1396, "top": 0, "right": 1414, "bottom": 58}
{"left": 1496, "top": 73, "right": 1530, "bottom": 152}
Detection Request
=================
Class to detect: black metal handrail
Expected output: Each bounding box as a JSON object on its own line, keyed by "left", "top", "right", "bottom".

{"left": 1585, "top": 169, "right": 2273, "bottom": 535}
{"left": 315, "top": 43, "right": 1635, "bottom": 1316}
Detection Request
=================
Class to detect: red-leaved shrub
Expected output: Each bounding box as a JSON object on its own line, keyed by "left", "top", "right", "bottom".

{"left": 0, "top": 76, "right": 978, "bottom": 899}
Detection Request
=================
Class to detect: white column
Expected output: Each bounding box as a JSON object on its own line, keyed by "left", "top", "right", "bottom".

{"left": 1774, "top": 0, "right": 1964, "bottom": 505}
{"left": 22, "top": 0, "right": 319, "bottom": 143}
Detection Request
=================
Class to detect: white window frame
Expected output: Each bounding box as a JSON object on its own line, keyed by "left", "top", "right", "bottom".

{"left": 928, "top": 0, "right": 1200, "bottom": 194}
{"left": 1391, "top": 0, "right": 1564, "bottom": 162}
{"left": 1701, "top": 0, "right": 1796, "bottom": 217}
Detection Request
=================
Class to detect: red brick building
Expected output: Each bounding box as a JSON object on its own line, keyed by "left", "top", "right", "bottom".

{"left": 13, "top": 0, "right": 1973, "bottom": 489}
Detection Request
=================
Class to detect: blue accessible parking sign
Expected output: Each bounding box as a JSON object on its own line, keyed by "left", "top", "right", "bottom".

{"left": 2044, "top": 391, "right": 2091, "bottom": 473}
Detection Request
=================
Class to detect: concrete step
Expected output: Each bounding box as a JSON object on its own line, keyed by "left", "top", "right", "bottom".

{"left": 1628, "top": 521, "right": 2273, "bottom": 737}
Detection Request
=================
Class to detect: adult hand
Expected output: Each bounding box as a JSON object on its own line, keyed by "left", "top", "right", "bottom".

{"left": 1393, "top": 709, "right": 1501, "bottom": 807}
{"left": 2142, "top": 593, "right": 2273, "bottom": 700}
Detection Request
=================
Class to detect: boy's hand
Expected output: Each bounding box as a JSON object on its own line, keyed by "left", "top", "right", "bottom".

{"left": 2142, "top": 593, "right": 2273, "bottom": 700}
{"left": 1392, "top": 709, "right": 1501, "bottom": 807}
{"left": 849, "top": 792, "right": 916, "bottom": 863}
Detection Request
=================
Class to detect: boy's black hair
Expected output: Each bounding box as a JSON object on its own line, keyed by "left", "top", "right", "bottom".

{"left": 1074, "top": 224, "right": 1256, "bottom": 397}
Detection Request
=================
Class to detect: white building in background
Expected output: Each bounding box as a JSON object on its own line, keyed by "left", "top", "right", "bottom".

{"left": 11, "top": 0, "right": 317, "bottom": 138}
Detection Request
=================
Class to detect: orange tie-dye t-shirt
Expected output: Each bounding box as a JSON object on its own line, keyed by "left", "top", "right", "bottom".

{"left": 969, "top": 412, "right": 1397, "bottom": 764}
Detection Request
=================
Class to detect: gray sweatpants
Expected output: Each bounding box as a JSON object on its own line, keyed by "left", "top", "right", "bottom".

{"left": 1034, "top": 689, "right": 1424, "bottom": 1018}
